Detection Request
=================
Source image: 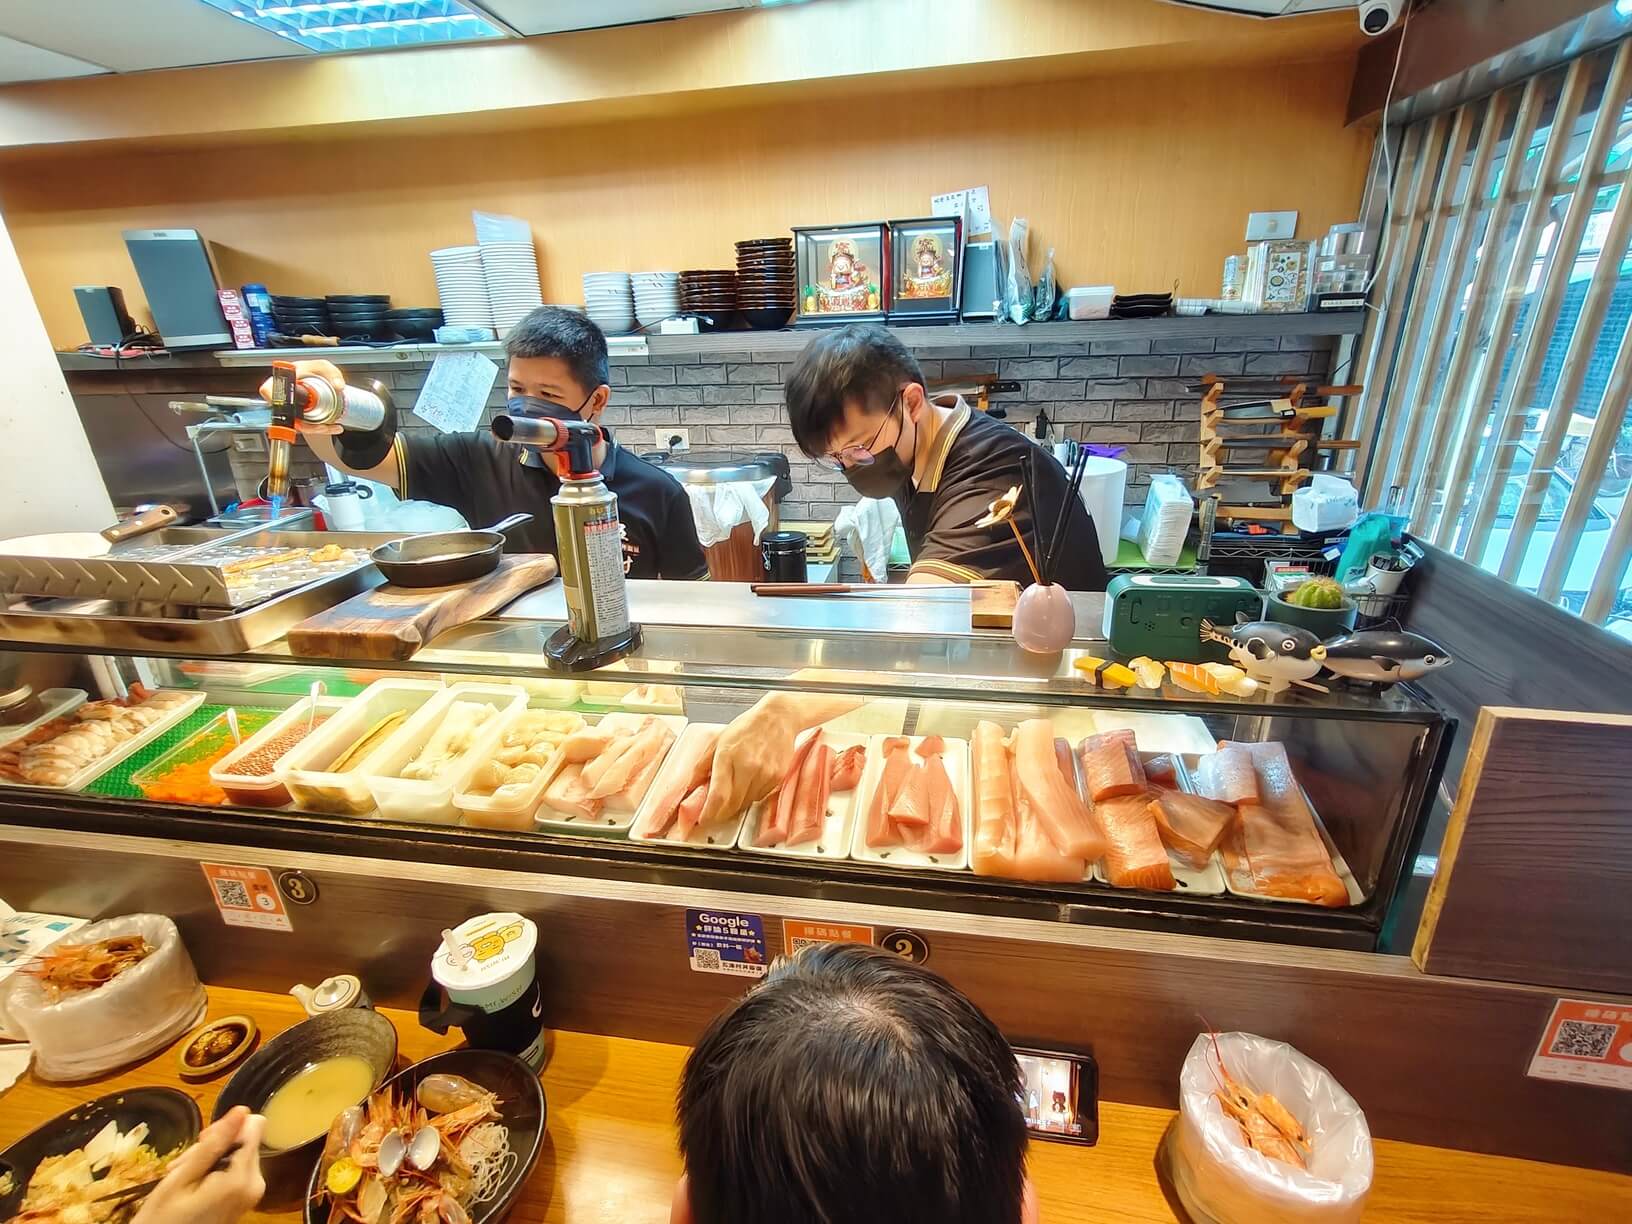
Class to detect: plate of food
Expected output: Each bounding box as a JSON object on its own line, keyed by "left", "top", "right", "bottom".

{"left": 305, "top": 1048, "right": 546, "bottom": 1224}
{"left": 0, "top": 1086, "right": 201, "bottom": 1220}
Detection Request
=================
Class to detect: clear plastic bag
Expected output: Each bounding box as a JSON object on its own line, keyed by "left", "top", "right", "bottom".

{"left": 0, "top": 913, "right": 206, "bottom": 1081}
{"left": 1171, "top": 1031, "right": 1373, "bottom": 1224}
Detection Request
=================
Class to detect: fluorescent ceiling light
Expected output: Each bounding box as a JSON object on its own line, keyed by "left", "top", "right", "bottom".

{"left": 195, "top": 0, "right": 506, "bottom": 52}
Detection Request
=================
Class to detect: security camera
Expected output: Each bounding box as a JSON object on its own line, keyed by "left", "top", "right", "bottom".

{"left": 1357, "top": 0, "right": 1402, "bottom": 36}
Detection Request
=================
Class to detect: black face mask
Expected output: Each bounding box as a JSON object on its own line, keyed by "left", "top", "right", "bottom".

{"left": 509, "top": 393, "right": 593, "bottom": 469}
{"left": 841, "top": 412, "right": 914, "bottom": 499}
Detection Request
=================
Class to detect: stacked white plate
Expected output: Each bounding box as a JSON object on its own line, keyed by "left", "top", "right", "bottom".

{"left": 583, "top": 271, "right": 636, "bottom": 335}
{"left": 431, "top": 246, "right": 493, "bottom": 328}
{"left": 632, "top": 271, "right": 681, "bottom": 327}
{"left": 480, "top": 240, "right": 545, "bottom": 334}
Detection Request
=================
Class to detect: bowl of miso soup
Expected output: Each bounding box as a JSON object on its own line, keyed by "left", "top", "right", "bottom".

{"left": 213, "top": 1008, "right": 398, "bottom": 1203}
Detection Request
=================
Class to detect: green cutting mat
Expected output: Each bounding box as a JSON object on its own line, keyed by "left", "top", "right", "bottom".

{"left": 85, "top": 705, "right": 277, "bottom": 800}
{"left": 247, "top": 671, "right": 371, "bottom": 698}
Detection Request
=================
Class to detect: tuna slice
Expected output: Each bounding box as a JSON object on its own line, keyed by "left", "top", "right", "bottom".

{"left": 829, "top": 746, "right": 866, "bottom": 792}
{"left": 788, "top": 743, "right": 833, "bottom": 846}
{"left": 970, "top": 721, "right": 1016, "bottom": 876}
{"left": 758, "top": 731, "right": 819, "bottom": 847}
{"left": 866, "top": 738, "right": 913, "bottom": 849}
{"left": 909, "top": 749, "right": 962, "bottom": 855}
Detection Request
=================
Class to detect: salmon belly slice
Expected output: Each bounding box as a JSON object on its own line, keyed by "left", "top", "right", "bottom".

{"left": 1226, "top": 742, "right": 1348, "bottom": 907}
{"left": 1079, "top": 730, "right": 1147, "bottom": 801}
{"left": 1094, "top": 794, "right": 1176, "bottom": 890}
{"left": 1147, "top": 791, "right": 1235, "bottom": 868}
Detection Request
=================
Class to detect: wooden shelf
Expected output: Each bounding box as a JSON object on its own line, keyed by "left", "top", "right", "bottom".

{"left": 58, "top": 312, "right": 1362, "bottom": 373}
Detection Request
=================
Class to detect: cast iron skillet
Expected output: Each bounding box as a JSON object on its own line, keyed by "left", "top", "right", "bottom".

{"left": 0, "top": 1086, "right": 202, "bottom": 1218}
{"left": 369, "top": 513, "right": 532, "bottom": 588}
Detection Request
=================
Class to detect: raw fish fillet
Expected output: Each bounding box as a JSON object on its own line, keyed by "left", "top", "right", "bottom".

{"left": 1013, "top": 720, "right": 1106, "bottom": 861}
{"left": 911, "top": 748, "right": 962, "bottom": 855}
{"left": 1078, "top": 729, "right": 1146, "bottom": 801}
{"left": 1147, "top": 791, "right": 1235, "bottom": 868}
{"left": 788, "top": 743, "right": 833, "bottom": 846}
{"left": 1195, "top": 743, "right": 1259, "bottom": 806}
{"left": 557, "top": 728, "right": 618, "bottom": 763}
{"left": 583, "top": 718, "right": 656, "bottom": 794}
{"left": 971, "top": 722, "right": 1017, "bottom": 876}
{"left": 888, "top": 761, "right": 932, "bottom": 827}
{"left": 608, "top": 723, "right": 676, "bottom": 810}
{"left": 1010, "top": 735, "right": 1089, "bottom": 882}
{"left": 866, "top": 737, "right": 913, "bottom": 849}
{"left": 1144, "top": 754, "right": 1181, "bottom": 791}
{"left": 633, "top": 727, "right": 717, "bottom": 839}
{"left": 758, "top": 731, "right": 819, "bottom": 847}
{"left": 543, "top": 762, "right": 602, "bottom": 820}
{"left": 1219, "top": 742, "right": 1348, "bottom": 907}
{"left": 1092, "top": 793, "right": 1176, "bottom": 890}
{"left": 675, "top": 785, "right": 709, "bottom": 837}
{"left": 830, "top": 746, "right": 866, "bottom": 792}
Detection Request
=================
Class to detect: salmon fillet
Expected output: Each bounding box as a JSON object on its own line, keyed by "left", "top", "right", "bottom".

{"left": 1223, "top": 742, "right": 1348, "bottom": 907}
{"left": 1079, "top": 730, "right": 1147, "bottom": 801}
{"left": 1195, "top": 743, "right": 1260, "bottom": 806}
{"left": 1094, "top": 794, "right": 1176, "bottom": 890}
{"left": 1147, "top": 791, "right": 1235, "bottom": 868}
{"left": 1144, "top": 754, "right": 1181, "bottom": 791}
{"left": 1014, "top": 720, "right": 1106, "bottom": 861}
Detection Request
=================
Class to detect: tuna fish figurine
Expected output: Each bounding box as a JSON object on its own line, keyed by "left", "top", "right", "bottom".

{"left": 1199, "top": 618, "right": 1327, "bottom": 694}
{"left": 1319, "top": 629, "right": 1451, "bottom": 689}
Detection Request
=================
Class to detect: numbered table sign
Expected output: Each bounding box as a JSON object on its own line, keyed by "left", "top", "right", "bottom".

{"left": 200, "top": 863, "right": 293, "bottom": 932}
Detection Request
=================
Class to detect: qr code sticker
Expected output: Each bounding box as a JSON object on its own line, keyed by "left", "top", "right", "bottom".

{"left": 693, "top": 948, "right": 722, "bottom": 971}
{"left": 787, "top": 938, "right": 820, "bottom": 956}
{"left": 1550, "top": 1019, "right": 1616, "bottom": 1060}
{"left": 212, "top": 878, "right": 251, "bottom": 910}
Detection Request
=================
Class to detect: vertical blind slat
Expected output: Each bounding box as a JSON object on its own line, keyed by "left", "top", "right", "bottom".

{"left": 1571, "top": 317, "right": 1632, "bottom": 621}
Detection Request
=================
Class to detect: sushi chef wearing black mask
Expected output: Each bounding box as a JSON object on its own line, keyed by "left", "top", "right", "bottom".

{"left": 784, "top": 323, "right": 1108, "bottom": 591}
{"left": 274, "top": 307, "right": 707, "bottom": 580}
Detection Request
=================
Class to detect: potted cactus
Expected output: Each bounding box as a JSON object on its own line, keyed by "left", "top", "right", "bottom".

{"left": 1267, "top": 576, "right": 1358, "bottom": 636}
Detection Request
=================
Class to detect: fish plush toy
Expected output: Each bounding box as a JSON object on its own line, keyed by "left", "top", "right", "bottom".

{"left": 1199, "top": 618, "right": 1327, "bottom": 694}
{"left": 1319, "top": 629, "right": 1451, "bottom": 688}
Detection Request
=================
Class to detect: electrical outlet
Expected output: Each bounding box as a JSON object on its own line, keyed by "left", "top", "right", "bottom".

{"left": 1246, "top": 211, "right": 1299, "bottom": 241}
{"left": 657, "top": 427, "right": 690, "bottom": 452}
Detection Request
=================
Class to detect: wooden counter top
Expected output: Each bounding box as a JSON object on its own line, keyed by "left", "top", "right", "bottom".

{"left": 2, "top": 987, "right": 1627, "bottom": 1222}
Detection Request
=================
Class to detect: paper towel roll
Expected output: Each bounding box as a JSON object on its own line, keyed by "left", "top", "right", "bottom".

{"left": 1076, "top": 456, "right": 1127, "bottom": 565}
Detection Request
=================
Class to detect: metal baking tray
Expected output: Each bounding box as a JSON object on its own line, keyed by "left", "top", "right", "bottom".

{"left": 0, "top": 529, "right": 392, "bottom": 653}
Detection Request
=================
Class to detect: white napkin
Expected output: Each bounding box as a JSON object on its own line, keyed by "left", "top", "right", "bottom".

{"left": 0, "top": 1041, "right": 30, "bottom": 1095}
{"left": 834, "top": 497, "right": 902, "bottom": 583}
{"left": 683, "top": 478, "right": 775, "bottom": 548}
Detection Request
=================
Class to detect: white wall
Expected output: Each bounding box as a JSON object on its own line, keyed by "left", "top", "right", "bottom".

{"left": 0, "top": 208, "right": 113, "bottom": 536}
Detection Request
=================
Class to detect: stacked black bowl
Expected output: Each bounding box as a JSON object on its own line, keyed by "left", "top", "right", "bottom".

{"left": 325, "top": 294, "right": 392, "bottom": 341}
{"left": 385, "top": 307, "right": 445, "bottom": 341}
{"left": 269, "top": 295, "right": 331, "bottom": 338}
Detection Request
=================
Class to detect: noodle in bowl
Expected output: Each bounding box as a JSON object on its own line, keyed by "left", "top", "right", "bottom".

{"left": 304, "top": 1049, "right": 546, "bottom": 1224}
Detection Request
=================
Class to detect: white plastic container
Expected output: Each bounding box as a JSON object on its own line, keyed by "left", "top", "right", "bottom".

{"left": 849, "top": 734, "right": 971, "bottom": 872}
{"left": 210, "top": 695, "right": 353, "bottom": 809}
{"left": 534, "top": 712, "right": 688, "bottom": 835}
{"left": 453, "top": 707, "right": 587, "bottom": 831}
{"left": 364, "top": 683, "right": 527, "bottom": 825}
{"left": 279, "top": 678, "right": 446, "bottom": 815}
{"left": 1066, "top": 285, "right": 1115, "bottom": 320}
{"left": 625, "top": 723, "right": 741, "bottom": 849}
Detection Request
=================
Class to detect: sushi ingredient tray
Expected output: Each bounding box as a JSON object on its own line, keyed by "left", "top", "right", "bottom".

{"left": 737, "top": 729, "right": 869, "bottom": 860}
{"left": 536, "top": 712, "right": 688, "bottom": 835}
{"left": 130, "top": 708, "right": 279, "bottom": 806}
{"left": 1, "top": 688, "right": 204, "bottom": 792}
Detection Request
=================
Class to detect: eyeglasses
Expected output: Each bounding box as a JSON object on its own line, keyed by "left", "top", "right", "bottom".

{"left": 814, "top": 390, "right": 904, "bottom": 471}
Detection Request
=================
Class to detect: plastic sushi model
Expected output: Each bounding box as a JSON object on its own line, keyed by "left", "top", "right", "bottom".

{"left": 1199, "top": 617, "right": 1327, "bottom": 695}
{"left": 1318, "top": 629, "right": 1451, "bottom": 688}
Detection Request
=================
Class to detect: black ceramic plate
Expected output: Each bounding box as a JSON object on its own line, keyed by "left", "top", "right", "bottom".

{"left": 326, "top": 294, "right": 390, "bottom": 304}
{"left": 0, "top": 1087, "right": 201, "bottom": 1218}
{"left": 271, "top": 295, "right": 325, "bottom": 308}
{"left": 302, "top": 1049, "right": 546, "bottom": 1224}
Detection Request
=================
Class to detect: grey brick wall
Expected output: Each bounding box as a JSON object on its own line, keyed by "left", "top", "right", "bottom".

{"left": 67, "top": 332, "right": 1337, "bottom": 524}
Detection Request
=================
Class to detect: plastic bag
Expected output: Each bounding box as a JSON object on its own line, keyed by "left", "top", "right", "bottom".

{"left": 1032, "top": 247, "right": 1057, "bottom": 323}
{"left": 0, "top": 913, "right": 206, "bottom": 1081}
{"left": 1171, "top": 1032, "right": 1373, "bottom": 1224}
{"left": 1135, "top": 474, "right": 1194, "bottom": 567}
{"left": 683, "top": 477, "right": 776, "bottom": 548}
{"left": 1004, "top": 217, "right": 1032, "bottom": 324}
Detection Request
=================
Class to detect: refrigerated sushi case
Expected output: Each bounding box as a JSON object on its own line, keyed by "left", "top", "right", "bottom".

{"left": 0, "top": 614, "right": 1451, "bottom": 952}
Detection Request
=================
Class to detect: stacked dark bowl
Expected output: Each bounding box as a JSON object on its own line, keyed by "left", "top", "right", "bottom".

{"left": 385, "top": 307, "right": 445, "bottom": 341}
{"left": 735, "top": 237, "right": 796, "bottom": 329}
{"left": 680, "top": 269, "right": 739, "bottom": 331}
{"left": 325, "top": 294, "right": 392, "bottom": 341}
{"left": 270, "top": 295, "right": 332, "bottom": 338}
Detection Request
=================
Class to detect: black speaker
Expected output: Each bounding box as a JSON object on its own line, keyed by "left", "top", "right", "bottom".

{"left": 73, "top": 285, "right": 137, "bottom": 347}
{"left": 122, "top": 228, "right": 231, "bottom": 349}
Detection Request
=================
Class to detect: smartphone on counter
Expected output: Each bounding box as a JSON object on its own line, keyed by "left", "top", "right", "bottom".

{"left": 1013, "top": 1046, "right": 1099, "bottom": 1145}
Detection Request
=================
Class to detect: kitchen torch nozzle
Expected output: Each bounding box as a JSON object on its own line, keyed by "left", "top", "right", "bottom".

{"left": 491, "top": 414, "right": 601, "bottom": 478}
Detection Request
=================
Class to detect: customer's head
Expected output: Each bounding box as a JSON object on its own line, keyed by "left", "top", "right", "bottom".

{"left": 784, "top": 324, "right": 930, "bottom": 473}
{"left": 674, "top": 942, "right": 1034, "bottom": 1224}
{"left": 505, "top": 306, "right": 611, "bottom": 420}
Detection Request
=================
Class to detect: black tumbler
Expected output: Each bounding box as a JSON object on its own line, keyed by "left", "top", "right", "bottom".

{"left": 762, "top": 530, "right": 809, "bottom": 581}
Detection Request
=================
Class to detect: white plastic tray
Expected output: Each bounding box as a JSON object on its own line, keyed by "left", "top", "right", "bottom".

{"left": 849, "top": 734, "right": 971, "bottom": 872}
{"left": 452, "top": 707, "right": 589, "bottom": 831}
{"left": 0, "top": 688, "right": 88, "bottom": 747}
{"left": 363, "top": 683, "right": 528, "bottom": 825}
{"left": 4, "top": 691, "right": 205, "bottom": 792}
{"left": 736, "top": 729, "right": 869, "bottom": 861}
{"left": 279, "top": 678, "right": 446, "bottom": 815}
{"left": 210, "top": 695, "right": 353, "bottom": 809}
{"left": 625, "top": 723, "right": 746, "bottom": 850}
{"left": 535, "top": 712, "right": 687, "bottom": 836}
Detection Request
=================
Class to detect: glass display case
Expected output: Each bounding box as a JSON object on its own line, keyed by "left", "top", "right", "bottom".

{"left": 0, "top": 590, "right": 1450, "bottom": 952}
{"left": 793, "top": 222, "right": 887, "bottom": 326}
{"left": 886, "top": 216, "right": 962, "bottom": 326}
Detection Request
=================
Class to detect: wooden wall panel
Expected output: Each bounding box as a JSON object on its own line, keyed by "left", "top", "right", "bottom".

{"left": 1414, "top": 707, "right": 1632, "bottom": 995}
{"left": 0, "top": 60, "right": 1371, "bottom": 349}
{"left": 1, "top": 824, "right": 1627, "bottom": 1173}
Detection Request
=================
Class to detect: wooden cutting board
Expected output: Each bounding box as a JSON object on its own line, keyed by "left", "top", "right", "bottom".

{"left": 970, "top": 580, "right": 1020, "bottom": 628}
{"left": 287, "top": 555, "right": 559, "bottom": 661}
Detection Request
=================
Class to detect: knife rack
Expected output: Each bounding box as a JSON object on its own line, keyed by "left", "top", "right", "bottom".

{"left": 1195, "top": 376, "right": 1362, "bottom": 534}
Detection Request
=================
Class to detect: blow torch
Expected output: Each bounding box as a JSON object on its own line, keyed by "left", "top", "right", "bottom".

{"left": 264, "top": 361, "right": 396, "bottom": 503}
{"left": 492, "top": 411, "right": 641, "bottom": 670}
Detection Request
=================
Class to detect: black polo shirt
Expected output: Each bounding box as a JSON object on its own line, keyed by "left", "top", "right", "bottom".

{"left": 394, "top": 429, "right": 708, "bottom": 580}
{"left": 894, "top": 402, "right": 1109, "bottom": 592}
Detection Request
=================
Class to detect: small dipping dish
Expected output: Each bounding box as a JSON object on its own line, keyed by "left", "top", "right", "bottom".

{"left": 178, "top": 1015, "right": 259, "bottom": 1081}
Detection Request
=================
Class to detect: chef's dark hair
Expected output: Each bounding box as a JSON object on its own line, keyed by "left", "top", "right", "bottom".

{"left": 784, "top": 323, "right": 926, "bottom": 459}
{"left": 678, "top": 941, "right": 1028, "bottom": 1224}
{"left": 504, "top": 305, "right": 609, "bottom": 392}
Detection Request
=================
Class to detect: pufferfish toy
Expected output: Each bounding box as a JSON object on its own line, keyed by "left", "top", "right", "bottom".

{"left": 1199, "top": 617, "right": 1327, "bottom": 695}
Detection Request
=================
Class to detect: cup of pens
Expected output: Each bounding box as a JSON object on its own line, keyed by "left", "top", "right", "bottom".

{"left": 994, "top": 446, "right": 1091, "bottom": 654}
